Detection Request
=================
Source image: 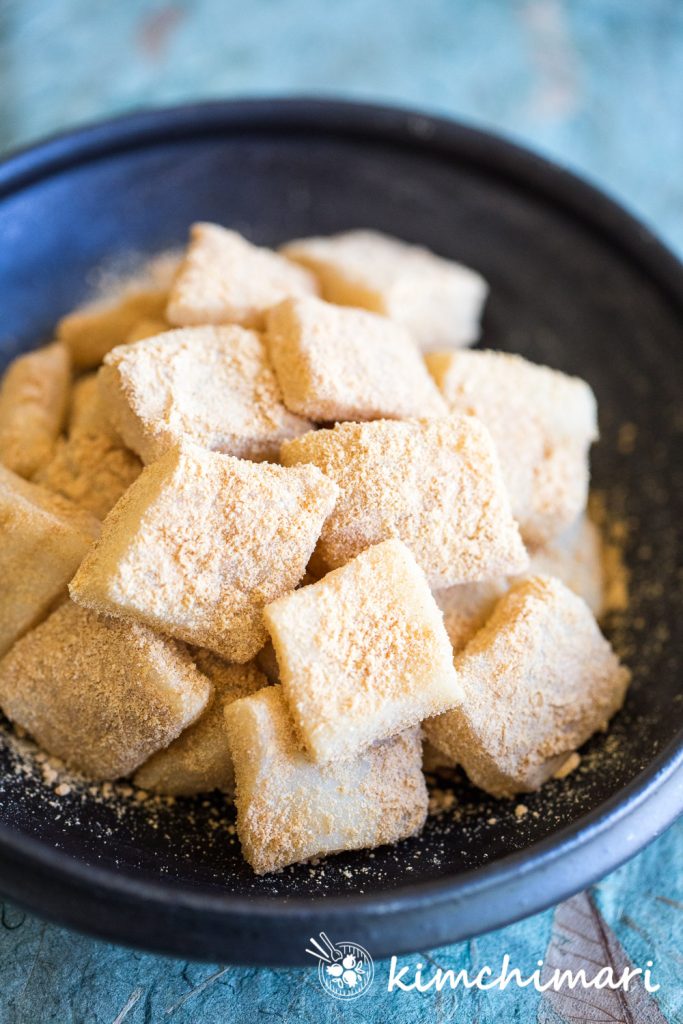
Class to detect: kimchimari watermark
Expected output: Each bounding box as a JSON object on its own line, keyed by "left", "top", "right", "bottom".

{"left": 386, "top": 953, "right": 660, "bottom": 994}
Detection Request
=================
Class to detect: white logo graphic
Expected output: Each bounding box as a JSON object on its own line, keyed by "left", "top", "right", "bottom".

{"left": 306, "top": 932, "right": 374, "bottom": 999}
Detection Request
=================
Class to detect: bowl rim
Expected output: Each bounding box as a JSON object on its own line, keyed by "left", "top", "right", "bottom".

{"left": 0, "top": 96, "right": 682, "bottom": 963}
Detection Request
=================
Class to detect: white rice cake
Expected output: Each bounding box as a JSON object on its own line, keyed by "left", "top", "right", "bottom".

{"left": 434, "top": 578, "right": 509, "bottom": 655}
{"left": 281, "top": 415, "right": 527, "bottom": 588}
{"left": 282, "top": 229, "right": 488, "bottom": 350}
{"left": 134, "top": 652, "right": 267, "bottom": 796}
{"left": 0, "top": 465, "right": 99, "bottom": 657}
{"left": 99, "top": 325, "right": 311, "bottom": 464}
{"left": 225, "top": 685, "right": 427, "bottom": 874}
{"left": 426, "top": 349, "right": 598, "bottom": 545}
{"left": 0, "top": 343, "right": 70, "bottom": 478}
{"left": 264, "top": 539, "right": 461, "bottom": 763}
{"left": 166, "top": 223, "right": 318, "bottom": 329}
{"left": 521, "top": 513, "right": 605, "bottom": 617}
{"left": 265, "top": 295, "right": 446, "bottom": 421}
{"left": 424, "top": 576, "right": 630, "bottom": 798}
{"left": 69, "top": 442, "right": 338, "bottom": 662}
{"left": 0, "top": 601, "right": 211, "bottom": 780}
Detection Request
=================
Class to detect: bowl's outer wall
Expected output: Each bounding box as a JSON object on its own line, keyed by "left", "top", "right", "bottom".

{"left": 0, "top": 101, "right": 681, "bottom": 965}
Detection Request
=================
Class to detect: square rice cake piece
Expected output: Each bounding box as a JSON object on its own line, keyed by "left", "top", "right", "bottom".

{"left": 281, "top": 415, "right": 528, "bottom": 587}
{"left": 34, "top": 432, "right": 142, "bottom": 520}
{"left": 225, "top": 685, "right": 427, "bottom": 874}
{"left": 0, "top": 465, "right": 100, "bottom": 657}
{"left": 69, "top": 442, "right": 338, "bottom": 662}
{"left": 520, "top": 513, "right": 605, "bottom": 617}
{"left": 0, "top": 342, "right": 71, "bottom": 478}
{"left": 424, "top": 575, "right": 630, "bottom": 798}
{"left": 426, "top": 349, "right": 598, "bottom": 545}
{"left": 166, "top": 223, "right": 318, "bottom": 329}
{"left": 282, "top": 229, "right": 488, "bottom": 350}
{"left": 134, "top": 652, "right": 267, "bottom": 796}
{"left": 57, "top": 252, "right": 178, "bottom": 370}
{"left": 265, "top": 295, "right": 446, "bottom": 421}
{"left": 125, "top": 317, "right": 170, "bottom": 344}
{"left": 264, "top": 539, "right": 462, "bottom": 763}
{"left": 37, "top": 372, "right": 142, "bottom": 519}
{"left": 99, "top": 325, "right": 311, "bottom": 464}
{"left": 68, "top": 374, "right": 120, "bottom": 441}
{"left": 434, "top": 578, "right": 509, "bottom": 656}
{"left": 0, "top": 601, "right": 211, "bottom": 779}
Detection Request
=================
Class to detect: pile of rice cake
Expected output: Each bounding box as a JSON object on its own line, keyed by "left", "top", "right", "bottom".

{"left": 0, "top": 225, "right": 629, "bottom": 874}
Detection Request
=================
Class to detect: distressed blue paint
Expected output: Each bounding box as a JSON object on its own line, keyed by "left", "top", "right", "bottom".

{"left": 0, "top": 2, "right": 681, "bottom": 1020}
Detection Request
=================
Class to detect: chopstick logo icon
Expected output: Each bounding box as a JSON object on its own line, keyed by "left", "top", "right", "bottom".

{"left": 306, "top": 932, "right": 374, "bottom": 999}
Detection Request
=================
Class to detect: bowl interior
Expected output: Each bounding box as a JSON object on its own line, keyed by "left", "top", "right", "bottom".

{"left": 0, "top": 111, "right": 681, "bottom": 904}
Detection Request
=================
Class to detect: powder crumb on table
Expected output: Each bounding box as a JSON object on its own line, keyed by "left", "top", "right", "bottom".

{"left": 428, "top": 788, "right": 457, "bottom": 815}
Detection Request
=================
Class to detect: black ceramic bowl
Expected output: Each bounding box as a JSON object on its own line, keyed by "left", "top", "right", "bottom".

{"left": 0, "top": 99, "right": 681, "bottom": 967}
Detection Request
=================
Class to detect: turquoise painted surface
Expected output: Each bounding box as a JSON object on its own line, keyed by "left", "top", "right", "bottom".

{"left": 1, "top": 0, "right": 682, "bottom": 257}
{"left": 0, "top": 2, "right": 681, "bottom": 1021}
